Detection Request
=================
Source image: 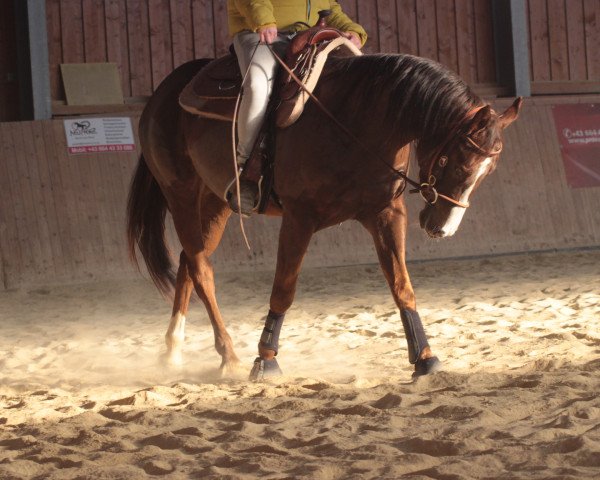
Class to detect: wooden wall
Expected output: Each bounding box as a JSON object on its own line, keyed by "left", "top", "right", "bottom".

{"left": 4, "top": 0, "right": 600, "bottom": 121}
{"left": 0, "top": 0, "right": 19, "bottom": 121}
{"left": 528, "top": 0, "right": 600, "bottom": 94}
{"left": 44, "top": 0, "right": 498, "bottom": 103}
{"left": 339, "top": 0, "right": 496, "bottom": 85}
{"left": 2, "top": 96, "right": 600, "bottom": 289}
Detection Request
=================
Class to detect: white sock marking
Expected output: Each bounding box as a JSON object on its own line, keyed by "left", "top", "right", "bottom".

{"left": 165, "top": 312, "right": 186, "bottom": 366}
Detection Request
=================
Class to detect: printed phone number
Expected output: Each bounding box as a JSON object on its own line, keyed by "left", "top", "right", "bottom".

{"left": 563, "top": 128, "right": 600, "bottom": 139}
{"left": 69, "top": 145, "right": 135, "bottom": 153}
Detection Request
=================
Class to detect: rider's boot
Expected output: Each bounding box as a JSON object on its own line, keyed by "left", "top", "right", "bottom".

{"left": 227, "top": 162, "right": 258, "bottom": 217}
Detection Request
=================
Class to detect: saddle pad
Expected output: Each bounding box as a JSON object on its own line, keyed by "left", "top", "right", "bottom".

{"left": 179, "top": 37, "right": 361, "bottom": 127}
{"left": 275, "top": 36, "right": 361, "bottom": 128}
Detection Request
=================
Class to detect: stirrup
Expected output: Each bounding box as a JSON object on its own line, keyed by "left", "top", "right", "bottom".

{"left": 227, "top": 176, "right": 258, "bottom": 217}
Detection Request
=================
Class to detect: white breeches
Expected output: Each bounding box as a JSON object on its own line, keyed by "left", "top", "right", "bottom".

{"left": 233, "top": 31, "right": 290, "bottom": 164}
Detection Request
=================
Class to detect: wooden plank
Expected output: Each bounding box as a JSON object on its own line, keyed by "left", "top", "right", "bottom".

{"left": 82, "top": 0, "right": 107, "bottom": 63}
{"left": 435, "top": 0, "right": 458, "bottom": 73}
{"left": 357, "top": 0, "right": 379, "bottom": 54}
{"left": 126, "top": 0, "right": 152, "bottom": 96}
{"left": 473, "top": 0, "right": 496, "bottom": 83}
{"left": 416, "top": 0, "right": 438, "bottom": 60}
{"left": 18, "top": 122, "right": 56, "bottom": 279}
{"left": 528, "top": 0, "right": 551, "bottom": 81}
{"left": 566, "top": 0, "right": 587, "bottom": 81}
{"left": 455, "top": 0, "right": 477, "bottom": 83}
{"left": 547, "top": 0, "right": 569, "bottom": 80}
{"left": 531, "top": 80, "right": 600, "bottom": 94}
{"left": 0, "top": 124, "right": 23, "bottom": 287}
{"left": 99, "top": 153, "right": 124, "bottom": 269}
{"left": 148, "top": 0, "right": 174, "bottom": 90}
{"left": 31, "top": 121, "right": 64, "bottom": 277}
{"left": 75, "top": 155, "right": 106, "bottom": 277}
{"left": 376, "top": 0, "right": 399, "bottom": 52}
{"left": 192, "top": 0, "right": 216, "bottom": 58}
{"left": 471, "top": 83, "right": 512, "bottom": 97}
{"left": 212, "top": 0, "right": 230, "bottom": 57}
{"left": 60, "top": 0, "right": 84, "bottom": 63}
{"left": 105, "top": 0, "right": 131, "bottom": 97}
{"left": 6, "top": 123, "right": 42, "bottom": 284}
{"left": 170, "top": 0, "right": 194, "bottom": 68}
{"left": 41, "top": 120, "right": 77, "bottom": 279}
{"left": 79, "top": 150, "right": 110, "bottom": 273}
{"left": 583, "top": 0, "right": 600, "bottom": 80}
{"left": 396, "top": 0, "right": 418, "bottom": 55}
{"left": 46, "top": 0, "right": 63, "bottom": 101}
{"left": 52, "top": 102, "right": 145, "bottom": 116}
{"left": 51, "top": 120, "right": 87, "bottom": 274}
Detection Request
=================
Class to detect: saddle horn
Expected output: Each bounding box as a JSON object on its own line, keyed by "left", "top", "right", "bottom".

{"left": 317, "top": 9, "right": 332, "bottom": 27}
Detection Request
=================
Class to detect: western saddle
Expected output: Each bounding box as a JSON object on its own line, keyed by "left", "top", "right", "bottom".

{"left": 178, "top": 10, "right": 362, "bottom": 212}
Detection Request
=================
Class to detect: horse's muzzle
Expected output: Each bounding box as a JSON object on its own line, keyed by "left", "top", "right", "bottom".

{"left": 419, "top": 208, "right": 447, "bottom": 238}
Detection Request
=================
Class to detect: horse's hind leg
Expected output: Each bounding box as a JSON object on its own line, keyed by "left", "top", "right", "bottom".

{"left": 164, "top": 251, "right": 194, "bottom": 365}
{"left": 168, "top": 185, "right": 240, "bottom": 372}
{"left": 359, "top": 200, "right": 441, "bottom": 377}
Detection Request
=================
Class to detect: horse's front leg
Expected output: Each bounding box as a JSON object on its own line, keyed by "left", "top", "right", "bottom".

{"left": 360, "top": 200, "right": 441, "bottom": 377}
{"left": 249, "top": 212, "right": 314, "bottom": 381}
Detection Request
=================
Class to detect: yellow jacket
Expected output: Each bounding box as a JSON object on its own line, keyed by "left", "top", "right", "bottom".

{"left": 227, "top": 0, "right": 367, "bottom": 46}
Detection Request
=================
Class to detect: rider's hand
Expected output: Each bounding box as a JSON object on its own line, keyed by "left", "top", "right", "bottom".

{"left": 258, "top": 25, "right": 278, "bottom": 44}
{"left": 345, "top": 31, "right": 362, "bottom": 49}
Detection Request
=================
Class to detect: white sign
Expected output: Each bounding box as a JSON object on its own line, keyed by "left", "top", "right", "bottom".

{"left": 64, "top": 117, "right": 136, "bottom": 154}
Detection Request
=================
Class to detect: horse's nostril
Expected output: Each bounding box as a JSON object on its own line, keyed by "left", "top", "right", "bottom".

{"left": 429, "top": 226, "right": 445, "bottom": 238}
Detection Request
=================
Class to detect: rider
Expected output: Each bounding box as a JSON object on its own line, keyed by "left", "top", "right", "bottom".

{"left": 226, "top": 0, "right": 367, "bottom": 215}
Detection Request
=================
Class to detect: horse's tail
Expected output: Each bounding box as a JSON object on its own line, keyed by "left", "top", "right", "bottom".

{"left": 126, "top": 154, "right": 175, "bottom": 296}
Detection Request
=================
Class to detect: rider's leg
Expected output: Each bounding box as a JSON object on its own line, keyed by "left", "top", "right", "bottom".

{"left": 227, "top": 32, "right": 289, "bottom": 215}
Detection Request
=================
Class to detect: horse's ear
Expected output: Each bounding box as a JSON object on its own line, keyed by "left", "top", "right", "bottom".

{"left": 468, "top": 105, "right": 493, "bottom": 133}
{"left": 498, "top": 97, "right": 523, "bottom": 129}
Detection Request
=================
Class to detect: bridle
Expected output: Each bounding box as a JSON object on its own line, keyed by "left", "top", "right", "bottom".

{"left": 410, "top": 107, "right": 504, "bottom": 209}
{"left": 266, "top": 44, "right": 503, "bottom": 210}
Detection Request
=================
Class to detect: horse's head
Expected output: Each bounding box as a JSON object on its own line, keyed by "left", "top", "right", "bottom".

{"left": 417, "top": 97, "right": 522, "bottom": 238}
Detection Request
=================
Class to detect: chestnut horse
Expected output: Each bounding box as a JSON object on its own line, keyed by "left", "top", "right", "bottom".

{"left": 127, "top": 53, "right": 521, "bottom": 379}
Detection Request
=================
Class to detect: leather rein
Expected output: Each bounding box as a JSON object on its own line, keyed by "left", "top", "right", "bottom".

{"left": 266, "top": 43, "right": 502, "bottom": 210}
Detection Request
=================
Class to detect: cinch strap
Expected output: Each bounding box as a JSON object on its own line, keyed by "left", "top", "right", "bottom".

{"left": 260, "top": 310, "right": 286, "bottom": 354}
{"left": 400, "top": 308, "right": 430, "bottom": 364}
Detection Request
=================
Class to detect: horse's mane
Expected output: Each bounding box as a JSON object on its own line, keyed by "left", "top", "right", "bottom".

{"left": 327, "top": 54, "right": 482, "bottom": 147}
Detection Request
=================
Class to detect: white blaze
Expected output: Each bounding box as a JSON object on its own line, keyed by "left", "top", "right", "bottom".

{"left": 441, "top": 157, "right": 492, "bottom": 236}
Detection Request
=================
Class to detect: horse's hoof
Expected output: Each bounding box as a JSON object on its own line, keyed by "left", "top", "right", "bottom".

{"left": 249, "top": 357, "right": 282, "bottom": 381}
{"left": 412, "top": 356, "right": 442, "bottom": 378}
{"left": 160, "top": 350, "right": 183, "bottom": 368}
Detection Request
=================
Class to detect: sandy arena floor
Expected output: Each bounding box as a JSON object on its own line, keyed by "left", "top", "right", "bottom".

{"left": 1, "top": 249, "right": 599, "bottom": 479}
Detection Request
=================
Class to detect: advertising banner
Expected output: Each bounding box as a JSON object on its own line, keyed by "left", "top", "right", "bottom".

{"left": 551, "top": 104, "right": 600, "bottom": 188}
{"left": 63, "top": 117, "right": 136, "bottom": 155}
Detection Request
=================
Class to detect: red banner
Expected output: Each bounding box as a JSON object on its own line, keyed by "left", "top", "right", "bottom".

{"left": 552, "top": 104, "right": 600, "bottom": 188}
